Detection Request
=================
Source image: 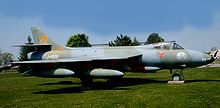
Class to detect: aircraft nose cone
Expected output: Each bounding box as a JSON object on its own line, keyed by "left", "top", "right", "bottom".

{"left": 187, "top": 50, "right": 214, "bottom": 66}
{"left": 202, "top": 53, "right": 215, "bottom": 64}
{"left": 205, "top": 54, "right": 215, "bottom": 64}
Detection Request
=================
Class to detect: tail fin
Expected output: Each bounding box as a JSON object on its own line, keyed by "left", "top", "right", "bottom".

{"left": 31, "top": 27, "right": 67, "bottom": 50}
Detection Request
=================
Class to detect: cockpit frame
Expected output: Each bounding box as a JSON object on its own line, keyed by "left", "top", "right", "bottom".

{"left": 153, "top": 41, "right": 184, "bottom": 50}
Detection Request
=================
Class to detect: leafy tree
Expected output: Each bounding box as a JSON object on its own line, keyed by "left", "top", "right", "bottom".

{"left": 146, "top": 33, "right": 164, "bottom": 44}
{"left": 132, "top": 37, "right": 140, "bottom": 46}
{"left": 109, "top": 34, "right": 140, "bottom": 46}
{"left": 0, "top": 53, "right": 14, "bottom": 65}
{"left": 66, "top": 34, "right": 91, "bottom": 47}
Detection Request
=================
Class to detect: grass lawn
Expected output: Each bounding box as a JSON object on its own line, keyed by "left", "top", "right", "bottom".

{"left": 0, "top": 68, "right": 220, "bottom": 108}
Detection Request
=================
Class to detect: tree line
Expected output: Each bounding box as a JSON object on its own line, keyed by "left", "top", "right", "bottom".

{"left": 66, "top": 33, "right": 164, "bottom": 47}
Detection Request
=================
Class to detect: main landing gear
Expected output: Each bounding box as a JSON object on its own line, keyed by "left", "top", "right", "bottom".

{"left": 80, "top": 76, "right": 93, "bottom": 87}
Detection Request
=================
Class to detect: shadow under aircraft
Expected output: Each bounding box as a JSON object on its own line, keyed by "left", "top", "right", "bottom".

{"left": 34, "top": 77, "right": 167, "bottom": 94}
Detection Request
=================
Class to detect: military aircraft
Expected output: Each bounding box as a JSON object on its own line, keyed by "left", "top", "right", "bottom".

{"left": 12, "top": 27, "right": 216, "bottom": 86}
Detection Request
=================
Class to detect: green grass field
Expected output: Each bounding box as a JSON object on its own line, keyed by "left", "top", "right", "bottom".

{"left": 0, "top": 68, "right": 220, "bottom": 108}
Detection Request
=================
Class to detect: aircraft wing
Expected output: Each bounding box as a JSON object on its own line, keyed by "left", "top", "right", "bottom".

{"left": 12, "top": 58, "right": 89, "bottom": 64}
{"left": 12, "top": 52, "right": 142, "bottom": 65}
{"left": 13, "top": 44, "right": 52, "bottom": 47}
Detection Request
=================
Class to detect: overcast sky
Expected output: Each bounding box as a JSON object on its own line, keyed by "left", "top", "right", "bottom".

{"left": 0, "top": 0, "right": 220, "bottom": 57}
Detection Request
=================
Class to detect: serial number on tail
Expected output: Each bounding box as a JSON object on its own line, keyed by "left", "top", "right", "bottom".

{"left": 46, "top": 55, "right": 59, "bottom": 59}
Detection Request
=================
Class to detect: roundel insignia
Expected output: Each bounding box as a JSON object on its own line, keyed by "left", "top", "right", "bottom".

{"left": 159, "top": 52, "right": 165, "bottom": 58}
{"left": 177, "top": 52, "right": 187, "bottom": 60}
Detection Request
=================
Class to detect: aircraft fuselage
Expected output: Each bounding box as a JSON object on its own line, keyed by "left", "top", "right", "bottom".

{"left": 27, "top": 43, "right": 213, "bottom": 73}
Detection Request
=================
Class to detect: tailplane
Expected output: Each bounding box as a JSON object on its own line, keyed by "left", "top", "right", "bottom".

{"left": 31, "top": 27, "right": 67, "bottom": 50}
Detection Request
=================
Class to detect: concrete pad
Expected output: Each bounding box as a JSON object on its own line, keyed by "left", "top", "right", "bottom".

{"left": 168, "top": 81, "right": 185, "bottom": 84}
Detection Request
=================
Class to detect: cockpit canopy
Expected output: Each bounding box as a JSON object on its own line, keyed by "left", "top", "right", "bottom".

{"left": 153, "top": 41, "right": 184, "bottom": 50}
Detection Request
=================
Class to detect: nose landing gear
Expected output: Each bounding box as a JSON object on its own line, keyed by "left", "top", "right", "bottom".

{"left": 171, "top": 69, "right": 184, "bottom": 81}
{"left": 168, "top": 69, "right": 185, "bottom": 84}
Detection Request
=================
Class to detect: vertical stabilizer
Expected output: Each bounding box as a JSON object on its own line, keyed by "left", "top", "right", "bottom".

{"left": 31, "top": 27, "right": 67, "bottom": 50}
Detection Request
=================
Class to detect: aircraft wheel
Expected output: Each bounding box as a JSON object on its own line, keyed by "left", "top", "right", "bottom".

{"left": 171, "top": 69, "right": 184, "bottom": 81}
{"left": 172, "top": 74, "right": 182, "bottom": 81}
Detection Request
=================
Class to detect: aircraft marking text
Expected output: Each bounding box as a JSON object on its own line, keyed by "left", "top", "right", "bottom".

{"left": 46, "top": 55, "right": 59, "bottom": 59}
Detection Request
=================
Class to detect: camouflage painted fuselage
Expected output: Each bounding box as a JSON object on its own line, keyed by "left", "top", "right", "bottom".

{"left": 13, "top": 27, "right": 214, "bottom": 79}
{"left": 28, "top": 42, "right": 213, "bottom": 73}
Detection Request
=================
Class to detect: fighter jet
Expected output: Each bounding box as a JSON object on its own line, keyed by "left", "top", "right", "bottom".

{"left": 12, "top": 27, "right": 216, "bottom": 86}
